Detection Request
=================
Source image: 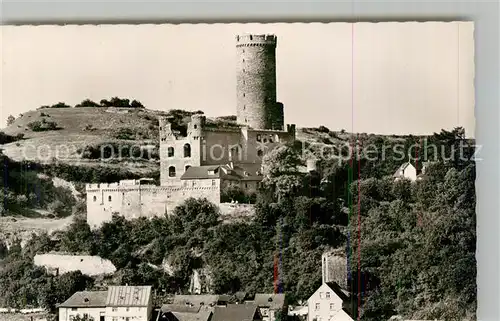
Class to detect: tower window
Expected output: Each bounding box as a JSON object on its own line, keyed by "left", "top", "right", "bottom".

{"left": 169, "top": 166, "right": 176, "bottom": 177}
{"left": 194, "top": 124, "right": 197, "bottom": 129}
{"left": 168, "top": 147, "right": 174, "bottom": 157}
{"left": 108, "top": 195, "right": 112, "bottom": 202}
{"left": 184, "top": 143, "right": 191, "bottom": 158}
{"left": 250, "top": 35, "right": 253, "bottom": 40}
{"left": 93, "top": 196, "right": 96, "bottom": 202}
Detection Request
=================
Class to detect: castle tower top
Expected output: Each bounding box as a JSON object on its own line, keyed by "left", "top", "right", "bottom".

{"left": 236, "top": 34, "right": 277, "bottom": 47}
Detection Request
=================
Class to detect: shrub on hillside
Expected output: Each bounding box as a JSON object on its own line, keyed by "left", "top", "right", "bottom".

{"left": 0, "top": 131, "right": 24, "bottom": 144}
{"left": 75, "top": 99, "right": 100, "bottom": 108}
{"left": 47, "top": 200, "right": 70, "bottom": 217}
{"left": 27, "top": 119, "right": 60, "bottom": 132}
{"left": 317, "top": 125, "right": 330, "bottom": 133}
{"left": 38, "top": 102, "right": 71, "bottom": 109}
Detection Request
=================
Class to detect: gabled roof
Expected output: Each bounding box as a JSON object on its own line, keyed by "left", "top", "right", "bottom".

{"left": 161, "top": 304, "right": 201, "bottom": 313}
{"left": 106, "top": 286, "right": 152, "bottom": 307}
{"left": 248, "top": 293, "right": 286, "bottom": 310}
{"left": 173, "top": 295, "right": 228, "bottom": 307}
{"left": 160, "top": 304, "right": 212, "bottom": 321}
{"left": 57, "top": 291, "right": 108, "bottom": 308}
{"left": 325, "top": 282, "right": 350, "bottom": 302}
{"left": 212, "top": 304, "right": 260, "bottom": 321}
{"left": 180, "top": 164, "right": 263, "bottom": 182}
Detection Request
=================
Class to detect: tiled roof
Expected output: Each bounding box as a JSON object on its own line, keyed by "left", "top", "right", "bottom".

{"left": 248, "top": 294, "right": 286, "bottom": 310}
{"left": 212, "top": 304, "right": 259, "bottom": 321}
{"left": 57, "top": 291, "right": 108, "bottom": 308}
{"left": 173, "top": 295, "right": 227, "bottom": 307}
{"left": 106, "top": 286, "right": 152, "bottom": 307}
{"left": 325, "top": 282, "right": 350, "bottom": 302}
{"left": 160, "top": 304, "right": 212, "bottom": 321}
{"left": 161, "top": 304, "right": 201, "bottom": 314}
{"left": 180, "top": 164, "right": 263, "bottom": 182}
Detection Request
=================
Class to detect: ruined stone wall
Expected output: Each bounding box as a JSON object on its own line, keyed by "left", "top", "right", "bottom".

{"left": 167, "top": 185, "right": 221, "bottom": 211}
{"left": 236, "top": 34, "right": 277, "bottom": 129}
{"left": 159, "top": 116, "right": 202, "bottom": 186}
{"left": 86, "top": 183, "right": 221, "bottom": 228}
{"left": 243, "top": 129, "right": 295, "bottom": 162}
{"left": 201, "top": 129, "right": 244, "bottom": 165}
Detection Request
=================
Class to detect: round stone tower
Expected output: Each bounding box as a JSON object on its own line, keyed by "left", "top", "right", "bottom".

{"left": 236, "top": 34, "right": 279, "bottom": 130}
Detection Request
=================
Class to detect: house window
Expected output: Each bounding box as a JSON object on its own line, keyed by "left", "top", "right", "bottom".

{"left": 250, "top": 35, "right": 253, "bottom": 40}
{"left": 243, "top": 93, "right": 245, "bottom": 97}
{"left": 212, "top": 180, "right": 216, "bottom": 186}
{"left": 108, "top": 195, "right": 112, "bottom": 202}
{"left": 168, "top": 147, "right": 174, "bottom": 157}
{"left": 192, "top": 181, "right": 196, "bottom": 187}
{"left": 169, "top": 166, "right": 176, "bottom": 177}
{"left": 93, "top": 196, "right": 96, "bottom": 202}
{"left": 320, "top": 292, "right": 323, "bottom": 298}
{"left": 125, "top": 318, "right": 130, "bottom": 321}
{"left": 126, "top": 307, "right": 130, "bottom": 312}
{"left": 194, "top": 124, "right": 197, "bottom": 129}
{"left": 326, "top": 292, "right": 330, "bottom": 299}
{"left": 112, "top": 308, "right": 118, "bottom": 312}
{"left": 315, "top": 303, "right": 320, "bottom": 311}
{"left": 257, "top": 149, "right": 263, "bottom": 157}
{"left": 184, "top": 143, "right": 191, "bottom": 158}
{"left": 330, "top": 303, "right": 334, "bottom": 310}
{"left": 112, "top": 318, "right": 117, "bottom": 321}
{"left": 71, "top": 308, "right": 77, "bottom": 311}
{"left": 243, "top": 105, "right": 246, "bottom": 110}
{"left": 83, "top": 314, "right": 88, "bottom": 319}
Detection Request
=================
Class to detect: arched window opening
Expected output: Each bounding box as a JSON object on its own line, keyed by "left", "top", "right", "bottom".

{"left": 108, "top": 195, "right": 112, "bottom": 202}
{"left": 184, "top": 144, "right": 191, "bottom": 158}
{"left": 185, "top": 165, "right": 191, "bottom": 171}
{"left": 169, "top": 166, "right": 176, "bottom": 177}
{"left": 168, "top": 147, "right": 174, "bottom": 157}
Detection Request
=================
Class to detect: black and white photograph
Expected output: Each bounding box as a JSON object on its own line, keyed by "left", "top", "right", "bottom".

{"left": 0, "top": 22, "right": 476, "bottom": 321}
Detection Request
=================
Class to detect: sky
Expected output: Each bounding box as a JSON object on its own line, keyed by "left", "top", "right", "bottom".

{"left": 1, "top": 22, "right": 475, "bottom": 137}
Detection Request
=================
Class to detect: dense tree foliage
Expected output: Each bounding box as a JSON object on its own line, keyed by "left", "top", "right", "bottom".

{"left": 0, "top": 127, "right": 475, "bottom": 320}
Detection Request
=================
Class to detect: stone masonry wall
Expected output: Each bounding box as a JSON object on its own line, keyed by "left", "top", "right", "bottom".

{"left": 236, "top": 34, "right": 278, "bottom": 129}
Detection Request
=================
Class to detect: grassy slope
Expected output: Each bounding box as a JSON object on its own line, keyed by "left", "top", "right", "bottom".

{"left": 1, "top": 107, "right": 163, "bottom": 173}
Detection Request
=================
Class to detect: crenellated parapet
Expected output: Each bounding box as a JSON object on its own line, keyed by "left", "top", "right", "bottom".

{"left": 235, "top": 34, "right": 277, "bottom": 47}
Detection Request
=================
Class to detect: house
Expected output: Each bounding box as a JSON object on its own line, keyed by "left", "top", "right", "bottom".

{"left": 105, "top": 285, "right": 153, "bottom": 321}
{"left": 57, "top": 290, "right": 108, "bottom": 321}
{"left": 393, "top": 162, "right": 417, "bottom": 182}
{"left": 157, "top": 304, "right": 212, "bottom": 321}
{"left": 173, "top": 295, "right": 230, "bottom": 310}
{"left": 212, "top": 304, "right": 262, "bottom": 321}
{"left": 306, "top": 282, "right": 353, "bottom": 321}
{"left": 245, "top": 294, "right": 287, "bottom": 321}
